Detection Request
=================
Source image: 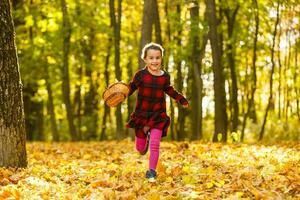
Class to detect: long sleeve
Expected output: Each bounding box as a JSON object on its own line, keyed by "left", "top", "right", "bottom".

{"left": 128, "top": 71, "right": 141, "bottom": 96}
{"left": 164, "top": 75, "right": 188, "bottom": 106}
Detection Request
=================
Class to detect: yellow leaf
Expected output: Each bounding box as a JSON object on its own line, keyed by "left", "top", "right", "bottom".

{"left": 148, "top": 192, "right": 160, "bottom": 200}
{"left": 206, "top": 181, "right": 214, "bottom": 189}
{"left": 182, "top": 175, "right": 197, "bottom": 184}
{"left": 214, "top": 180, "right": 225, "bottom": 187}
{"left": 83, "top": 154, "right": 92, "bottom": 159}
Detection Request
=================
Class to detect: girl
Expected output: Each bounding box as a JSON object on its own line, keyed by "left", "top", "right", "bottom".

{"left": 126, "top": 42, "right": 189, "bottom": 179}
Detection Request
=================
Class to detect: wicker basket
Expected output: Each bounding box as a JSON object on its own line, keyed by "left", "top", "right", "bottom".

{"left": 102, "top": 82, "right": 130, "bottom": 107}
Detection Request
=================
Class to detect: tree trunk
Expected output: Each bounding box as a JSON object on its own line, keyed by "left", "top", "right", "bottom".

{"left": 224, "top": 5, "right": 239, "bottom": 133}
{"left": 0, "top": 0, "right": 27, "bottom": 167}
{"left": 295, "top": 39, "right": 300, "bottom": 121}
{"left": 187, "top": 3, "right": 209, "bottom": 141}
{"left": 109, "top": 0, "right": 124, "bottom": 139}
{"left": 139, "top": 0, "right": 155, "bottom": 68}
{"left": 81, "top": 30, "right": 98, "bottom": 140}
{"left": 259, "top": 3, "right": 280, "bottom": 141}
{"left": 284, "top": 35, "right": 292, "bottom": 123}
{"left": 205, "top": 0, "right": 228, "bottom": 142}
{"left": 173, "top": 4, "right": 186, "bottom": 141}
{"left": 61, "top": 0, "right": 77, "bottom": 141}
{"left": 164, "top": 0, "right": 175, "bottom": 140}
{"left": 153, "top": 0, "right": 162, "bottom": 45}
{"left": 100, "top": 40, "right": 112, "bottom": 141}
{"left": 73, "top": 65, "right": 82, "bottom": 140}
{"left": 241, "top": 0, "right": 259, "bottom": 141}
{"left": 46, "top": 78, "right": 59, "bottom": 142}
{"left": 277, "top": 21, "right": 282, "bottom": 119}
{"left": 125, "top": 57, "right": 133, "bottom": 138}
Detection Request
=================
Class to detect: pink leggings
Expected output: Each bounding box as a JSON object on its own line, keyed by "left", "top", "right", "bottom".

{"left": 135, "top": 128, "right": 162, "bottom": 170}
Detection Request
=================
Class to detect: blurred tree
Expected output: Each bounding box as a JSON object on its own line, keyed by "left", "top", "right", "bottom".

{"left": 224, "top": 3, "right": 239, "bottom": 133}
{"left": 0, "top": 0, "right": 27, "bottom": 167}
{"left": 241, "top": 0, "right": 259, "bottom": 141}
{"left": 61, "top": 0, "right": 78, "bottom": 141}
{"left": 109, "top": 0, "right": 124, "bottom": 139}
{"left": 206, "top": 0, "right": 228, "bottom": 142}
{"left": 139, "top": 0, "right": 162, "bottom": 67}
{"left": 259, "top": 2, "right": 280, "bottom": 141}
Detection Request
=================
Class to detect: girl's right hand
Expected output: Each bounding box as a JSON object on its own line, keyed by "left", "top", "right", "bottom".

{"left": 143, "top": 126, "right": 150, "bottom": 133}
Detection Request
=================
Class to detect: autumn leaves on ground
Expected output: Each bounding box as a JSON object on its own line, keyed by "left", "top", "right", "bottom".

{"left": 0, "top": 141, "right": 299, "bottom": 199}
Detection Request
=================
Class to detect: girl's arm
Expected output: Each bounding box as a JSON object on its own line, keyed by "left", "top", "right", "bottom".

{"left": 128, "top": 71, "right": 141, "bottom": 96}
{"left": 164, "top": 75, "right": 189, "bottom": 106}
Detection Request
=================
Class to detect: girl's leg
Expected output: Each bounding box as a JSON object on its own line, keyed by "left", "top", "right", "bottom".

{"left": 135, "top": 136, "right": 147, "bottom": 152}
{"left": 149, "top": 128, "right": 162, "bottom": 170}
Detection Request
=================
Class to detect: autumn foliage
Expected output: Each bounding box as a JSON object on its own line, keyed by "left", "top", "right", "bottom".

{"left": 0, "top": 141, "right": 299, "bottom": 199}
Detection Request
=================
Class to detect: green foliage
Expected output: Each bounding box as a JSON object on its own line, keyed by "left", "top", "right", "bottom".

{"left": 13, "top": 0, "right": 300, "bottom": 141}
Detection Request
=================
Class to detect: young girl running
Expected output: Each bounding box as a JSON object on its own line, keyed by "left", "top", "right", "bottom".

{"left": 126, "top": 42, "right": 189, "bottom": 179}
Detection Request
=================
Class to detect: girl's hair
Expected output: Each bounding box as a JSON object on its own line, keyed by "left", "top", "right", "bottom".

{"left": 141, "top": 42, "right": 164, "bottom": 59}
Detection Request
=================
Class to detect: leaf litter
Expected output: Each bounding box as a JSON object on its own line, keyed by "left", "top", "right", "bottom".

{"left": 0, "top": 140, "right": 299, "bottom": 199}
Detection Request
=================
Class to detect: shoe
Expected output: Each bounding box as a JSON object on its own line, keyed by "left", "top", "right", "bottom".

{"left": 146, "top": 169, "right": 157, "bottom": 179}
{"left": 139, "top": 132, "right": 150, "bottom": 155}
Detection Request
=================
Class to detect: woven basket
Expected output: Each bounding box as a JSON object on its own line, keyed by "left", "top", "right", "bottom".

{"left": 102, "top": 82, "right": 130, "bottom": 107}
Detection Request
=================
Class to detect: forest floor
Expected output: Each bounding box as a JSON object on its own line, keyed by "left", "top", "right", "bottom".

{"left": 0, "top": 140, "right": 299, "bottom": 199}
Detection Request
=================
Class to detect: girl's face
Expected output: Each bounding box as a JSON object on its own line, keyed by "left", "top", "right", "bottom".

{"left": 144, "top": 49, "right": 162, "bottom": 73}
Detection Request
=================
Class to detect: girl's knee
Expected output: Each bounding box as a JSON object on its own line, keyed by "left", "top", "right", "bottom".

{"left": 135, "top": 136, "right": 147, "bottom": 152}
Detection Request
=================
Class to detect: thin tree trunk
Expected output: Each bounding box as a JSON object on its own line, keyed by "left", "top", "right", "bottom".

{"left": 139, "top": 0, "right": 155, "bottom": 68}
{"left": 174, "top": 4, "right": 185, "bottom": 141}
{"left": 189, "top": 1, "right": 204, "bottom": 140}
{"left": 81, "top": 30, "right": 98, "bottom": 140}
{"left": 73, "top": 65, "right": 82, "bottom": 140}
{"left": 206, "top": 0, "right": 228, "bottom": 142}
{"left": 100, "top": 40, "right": 112, "bottom": 141}
{"left": 259, "top": 3, "right": 280, "bottom": 141}
{"left": 164, "top": 0, "right": 175, "bottom": 140}
{"left": 0, "top": 0, "right": 27, "bottom": 167}
{"left": 153, "top": 0, "right": 162, "bottom": 45}
{"left": 224, "top": 5, "right": 239, "bottom": 133}
{"left": 295, "top": 39, "right": 300, "bottom": 121}
{"left": 46, "top": 77, "right": 59, "bottom": 141}
{"left": 61, "top": 0, "right": 77, "bottom": 141}
{"left": 277, "top": 22, "right": 282, "bottom": 119}
{"left": 125, "top": 57, "right": 133, "bottom": 138}
{"left": 241, "top": 0, "right": 259, "bottom": 141}
{"left": 285, "top": 35, "right": 292, "bottom": 123}
{"left": 109, "top": 0, "right": 124, "bottom": 139}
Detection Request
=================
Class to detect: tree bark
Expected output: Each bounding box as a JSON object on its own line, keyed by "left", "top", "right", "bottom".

{"left": 46, "top": 78, "right": 59, "bottom": 141}
{"left": 153, "top": 0, "right": 162, "bottom": 45}
{"left": 277, "top": 22, "right": 282, "bottom": 119}
{"left": 259, "top": 3, "right": 280, "bottom": 141}
{"left": 81, "top": 30, "right": 98, "bottom": 140}
{"left": 241, "top": 0, "right": 259, "bottom": 141}
{"left": 139, "top": 0, "right": 155, "bottom": 68}
{"left": 173, "top": 4, "right": 186, "bottom": 141}
{"left": 284, "top": 33, "right": 292, "bottom": 123}
{"left": 73, "top": 65, "right": 82, "bottom": 140}
{"left": 109, "top": 0, "right": 124, "bottom": 139}
{"left": 295, "top": 39, "right": 300, "bottom": 121}
{"left": 0, "top": 0, "right": 27, "bottom": 167}
{"left": 224, "top": 5, "right": 239, "bottom": 133}
{"left": 205, "top": 0, "right": 228, "bottom": 142}
{"left": 163, "top": 0, "right": 175, "bottom": 140}
{"left": 189, "top": 1, "right": 204, "bottom": 140}
{"left": 61, "top": 0, "right": 77, "bottom": 141}
{"left": 100, "top": 39, "right": 112, "bottom": 141}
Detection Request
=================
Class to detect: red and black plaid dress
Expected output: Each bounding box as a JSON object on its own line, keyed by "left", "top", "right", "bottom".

{"left": 126, "top": 68, "right": 189, "bottom": 138}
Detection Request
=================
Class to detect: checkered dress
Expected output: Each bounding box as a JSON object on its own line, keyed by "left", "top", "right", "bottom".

{"left": 126, "top": 68, "right": 189, "bottom": 138}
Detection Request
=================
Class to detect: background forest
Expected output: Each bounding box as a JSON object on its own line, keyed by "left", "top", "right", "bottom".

{"left": 12, "top": 0, "right": 300, "bottom": 142}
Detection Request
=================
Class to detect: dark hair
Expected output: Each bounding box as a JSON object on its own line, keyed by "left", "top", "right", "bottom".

{"left": 141, "top": 42, "right": 164, "bottom": 59}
